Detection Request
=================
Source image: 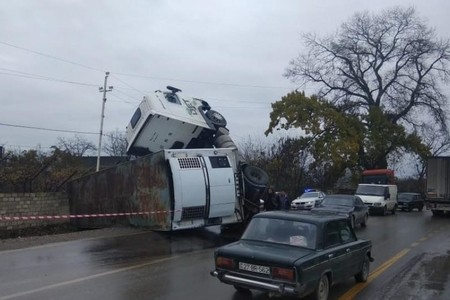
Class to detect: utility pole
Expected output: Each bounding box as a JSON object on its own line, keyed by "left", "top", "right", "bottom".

{"left": 96, "top": 72, "right": 113, "bottom": 172}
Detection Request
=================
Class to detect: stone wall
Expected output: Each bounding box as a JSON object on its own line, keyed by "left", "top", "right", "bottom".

{"left": 0, "top": 192, "right": 69, "bottom": 231}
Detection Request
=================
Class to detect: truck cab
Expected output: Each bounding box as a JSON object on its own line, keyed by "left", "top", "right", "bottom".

{"left": 126, "top": 86, "right": 227, "bottom": 156}
{"left": 355, "top": 184, "right": 398, "bottom": 215}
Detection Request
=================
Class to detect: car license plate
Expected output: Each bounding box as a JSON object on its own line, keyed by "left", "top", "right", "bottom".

{"left": 238, "top": 262, "right": 270, "bottom": 275}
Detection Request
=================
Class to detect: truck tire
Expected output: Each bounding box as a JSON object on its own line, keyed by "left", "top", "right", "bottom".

{"left": 391, "top": 205, "right": 396, "bottom": 215}
{"left": 205, "top": 110, "right": 227, "bottom": 128}
{"left": 242, "top": 164, "right": 269, "bottom": 187}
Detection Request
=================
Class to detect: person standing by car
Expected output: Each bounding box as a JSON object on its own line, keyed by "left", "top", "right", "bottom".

{"left": 264, "top": 187, "right": 278, "bottom": 211}
{"left": 279, "top": 191, "right": 289, "bottom": 210}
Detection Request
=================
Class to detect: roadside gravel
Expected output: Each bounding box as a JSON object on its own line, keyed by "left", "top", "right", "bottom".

{"left": 0, "top": 226, "right": 150, "bottom": 252}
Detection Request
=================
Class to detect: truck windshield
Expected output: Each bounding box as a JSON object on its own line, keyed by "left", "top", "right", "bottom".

{"left": 356, "top": 185, "right": 386, "bottom": 196}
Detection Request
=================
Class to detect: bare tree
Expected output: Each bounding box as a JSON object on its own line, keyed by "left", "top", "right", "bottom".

{"left": 103, "top": 129, "right": 128, "bottom": 156}
{"left": 284, "top": 6, "right": 450, "bottom": 168}
{"left": 415, "top": 125, "right": 450, "bottom": 179}
{"left": 56, "top": 135, "right": 96, "bottom": 157}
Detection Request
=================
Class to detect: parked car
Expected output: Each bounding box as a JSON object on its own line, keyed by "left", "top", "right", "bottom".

{"left": 311, "top": 194, "right": 369, "bottom": 229}
{"left": 397, "top": 192, "right": 424, "bottom": 212}
{"left": 210, "top": 211, "right": 373, "bottom": 299}
{"left": 290, "top": 190, "right": 326, "bottom": 210}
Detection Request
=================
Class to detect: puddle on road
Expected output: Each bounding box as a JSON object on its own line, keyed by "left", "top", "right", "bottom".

{"left": 83, "top": 226, "right": 241, "bottom": 266}
{"left": 381, "top": 251, "right": 450, "bottom": 300}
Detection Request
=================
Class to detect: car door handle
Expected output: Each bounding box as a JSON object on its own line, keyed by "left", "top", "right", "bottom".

{"left": 346, "top": 248, "right": 351, "bottom": 253}
{"left": 328, "top": 253, "right": 334, "bottom": 258}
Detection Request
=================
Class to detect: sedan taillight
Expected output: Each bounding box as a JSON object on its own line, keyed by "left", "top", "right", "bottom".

{"left": 216, "top": 256, "right": 234, "bottom": 269}
{"left": 272, "top": 267, "right": 295, "bottom": 281}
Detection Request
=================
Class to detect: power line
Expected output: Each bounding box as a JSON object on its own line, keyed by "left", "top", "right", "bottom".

{"left": 110, "top": 74, "right": 147, "bottom": 95}
{"left": 113, "top": 71, "right": 293, "bottom": 89}
{"left": 0, "top": 41, "right": 294, "bottom": 90}
{"left": 0, "top": 41, "right": 105, "bottom": 72}
{"left": 0, "top": 68, "right": 98, "bottom": 87}
{"left": 0, "top": 122, "right": 98, "bottom": 135}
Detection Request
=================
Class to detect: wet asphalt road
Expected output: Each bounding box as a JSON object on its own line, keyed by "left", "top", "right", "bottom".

{"left": 0, "top": 210, "right": 449, "bottom": 300}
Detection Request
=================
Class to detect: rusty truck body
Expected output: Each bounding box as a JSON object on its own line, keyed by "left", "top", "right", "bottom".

{"left": 67, "top": 86, "right": 268, "bottom": 231}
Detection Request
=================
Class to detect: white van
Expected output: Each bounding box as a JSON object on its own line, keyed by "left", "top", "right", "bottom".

{"left": 355, "top": 184, "right": 398, "bottom": 215}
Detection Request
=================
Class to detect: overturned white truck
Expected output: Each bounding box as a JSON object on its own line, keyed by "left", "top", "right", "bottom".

{"left": 67, "top": 86, "right": 268, "bottom": 231}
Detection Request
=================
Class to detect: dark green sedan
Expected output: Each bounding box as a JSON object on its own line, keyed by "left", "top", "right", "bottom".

{"left": 210, "top": 211, "right": 373, "bottom": 300}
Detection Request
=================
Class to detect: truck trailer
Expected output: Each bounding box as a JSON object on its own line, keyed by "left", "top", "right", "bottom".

{"left": 425, "top": 156, "right": 450, "bottom": 216}
{"left": 68, "top": 147, "right": 267, "bottom": 231}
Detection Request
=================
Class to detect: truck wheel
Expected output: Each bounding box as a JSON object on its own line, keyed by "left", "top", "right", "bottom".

{"left": 418, "top": 206, "right": 423, "bottom": 212}
{"left": 313, "top": 275, "right": 329, "bottom": 300}
{"left": 205, "top": 110, "right": 227, "bottom": 128}
{"left": 242, "top": 165, "right": 269, "bottom": 187}
{"left": 355, "top": 256, "right": 370, "bottom": 282}
{"left": 383, "top": 206, "right": 388, "bottom": 216}
{"left": 391, "top": 205, "right": 396, "bottom": 215}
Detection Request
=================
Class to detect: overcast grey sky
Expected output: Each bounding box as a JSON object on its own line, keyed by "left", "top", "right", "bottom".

{"left": 1, "top": 0, "right": 449, "bottom": 156}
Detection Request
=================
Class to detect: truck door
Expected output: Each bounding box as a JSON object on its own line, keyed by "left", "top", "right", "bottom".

{"left": 204, "top": 156, "right": 236, "bottom": 218}
{"left": 169, "top": 155, "right": 236, "bottom": 222}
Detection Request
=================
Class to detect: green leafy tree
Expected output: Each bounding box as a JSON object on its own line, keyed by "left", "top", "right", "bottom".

{"left": 266, "top": 91, "right": 364, "bottom": 184}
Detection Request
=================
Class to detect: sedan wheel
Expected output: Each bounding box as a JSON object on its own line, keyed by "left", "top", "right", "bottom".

{"left": 355, "top": 257, "right": 370, "bottom": 282}
{"left": 361, "top": 213, "right": 368, "bottom": 227}
{"left": 313, "top": 275, "right": 329, "bottom": 300}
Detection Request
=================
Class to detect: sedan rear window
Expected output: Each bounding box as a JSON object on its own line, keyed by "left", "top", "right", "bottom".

{"left": 242, "top": 217, "right": 317, "bottom": 250}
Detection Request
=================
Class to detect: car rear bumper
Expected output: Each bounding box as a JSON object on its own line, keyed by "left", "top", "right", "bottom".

{"left": 397, "top": 203, "right": 412, "bottom": 209}
{"left": 210, "top": 270, "right": 304, "bottom": 296}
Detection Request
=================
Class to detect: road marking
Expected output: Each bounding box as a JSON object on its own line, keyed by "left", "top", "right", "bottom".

{"left": 338, "top": 248, "right": 410, "bottom": 300}
{"left": 410, "top": 242, "right": 420, "bottom": 247}
{"left": 0, "top": 230, "right": 150, "bottom": 255}
{"left": 0, "top": 255, "right": 178, "bottom": 300}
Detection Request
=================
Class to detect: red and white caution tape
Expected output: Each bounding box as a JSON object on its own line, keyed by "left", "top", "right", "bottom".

{"left": 0, "top": 210, "right": 175, "bottom": 221}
